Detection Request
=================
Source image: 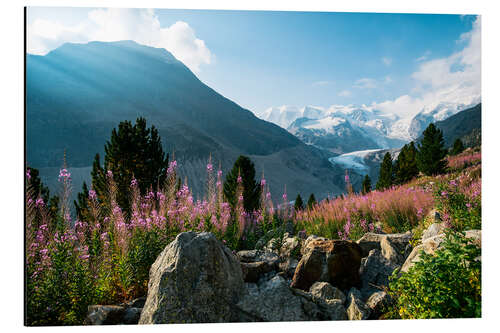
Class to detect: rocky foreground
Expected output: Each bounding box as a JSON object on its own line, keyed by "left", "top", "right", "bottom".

{"left": 85, "top": 217, "right": 481, "bottom": 324}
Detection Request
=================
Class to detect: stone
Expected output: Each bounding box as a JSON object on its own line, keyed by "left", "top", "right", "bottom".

{"left": 237, "top": 250, "right": 280, "bottom": 283}
{"left": 278, "top": 257, "right": 299, "bottom": 278}
{"left": 291, "top": 239, "right": 362, "bottom": 291}
{"left": 401, "top": 229, "right": 482, "bottom": 272}
{"left": 421, "top": 222, "right": 445, "bottom": 241}
{"left": 236, "top": 275, "right": 347, "bottom": 321}
{"left": 85, "top": 305, "right": 128, "bottom": 325}
{"left": 241, "top": 261, "right": 275, "bottom": 283}
{"left": 380, "top": 236, "right": 405, "bottom": 266}
{"left": 265, "top": 234, "right": 301, "bottom": 258}
{"left": 359, "top": 249, "right": 399, "bottom": 299}
{"left": 236, "top": 275, "right": 309, "bottom": 321}
{"left": 357, "top": 232, "right": 412, "bottom": 258}
{"left": 309, "top": 281, "right": 346, "bottom": 304}
{"left": 365, "top": 291, "right": 392, "bottom": 319}
{"left": 301, "top": 235, "right": 327, "bottom": 255}
{"left": 139, "top": 232, "right": 245, "bottom": 324}
{"left": 346, "top": 288, "right": 371, "bottom": 320}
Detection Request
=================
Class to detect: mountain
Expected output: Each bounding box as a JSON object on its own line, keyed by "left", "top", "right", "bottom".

{"left": 260, "top": 98, "right": 481, "bottom": 155}
{"left": 408, "top": 100, "right": 481, "bottom": 140}
{"left": 27, "top": 40, "right": 345, "bottom": 200}
{"left": 417, "top": 103, "right": 481, "bottom": 147}
{"left": 260, "top": 104, "right": 406, "bottom": 154}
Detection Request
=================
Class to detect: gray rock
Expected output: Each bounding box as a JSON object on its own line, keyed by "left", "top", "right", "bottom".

{"left": 123, "top": 307, "right": 142, "bottom": 324}
{"left": 309, "top": 281, "right": 346, "bottom": 304}
{"left": 365, "top": 291, "right": 392, "bottom": 319}
{"left": 236, "top": 275, "right": 309, "bottom": 321}
{"left": 278, "top": 257, "right": 299, "bottom": 278}
{"left": 401, "top": 229, "right": 482, "bottom": 272}
{"left": 301, "top": 235, "right": 327, "bottom": 255}
{"left": 237, "top": 276, "right": 347, "bottom": 321}
{"left": 421, "top": 222, "right": 445, "bottom": 241}
{"left": 346, "top": 288, "right": 371, "bottom": 320}
{"left": 359, "top": 249, "right": 399, "bottom": 299}
{"left": 139, "top": 232, "right": 244, "bottom": 324}
{"left": 380, "top": 236, "right": 405, "bottom": 266}
{"left": 357, "top": 232, "right": 412, "bottom": 258}
{"left": 85, "top": 305, "right": 127, "bottom": 325}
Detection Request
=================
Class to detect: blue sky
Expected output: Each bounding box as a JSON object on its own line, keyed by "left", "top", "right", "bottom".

{"left": 27, "top": 7, "right": 480, "bottom": 117}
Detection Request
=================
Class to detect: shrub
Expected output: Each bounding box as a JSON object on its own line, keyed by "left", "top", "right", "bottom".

{"left": 389, "top": 230, "right": 481, "bottom": 319}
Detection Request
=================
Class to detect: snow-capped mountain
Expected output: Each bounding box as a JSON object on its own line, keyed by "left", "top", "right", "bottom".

{"left": 259, "top": 100, "right": 481, "bottom": 154}
{"left": 408, "top": 99, "right": 481, "bottom": 139}
{"left": 260, "top": 104, "right": 407, "bottom": 154}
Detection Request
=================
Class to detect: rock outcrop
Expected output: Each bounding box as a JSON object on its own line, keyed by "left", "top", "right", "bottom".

{"left": 139, "top": 232, "right": 244, "bottom": 324}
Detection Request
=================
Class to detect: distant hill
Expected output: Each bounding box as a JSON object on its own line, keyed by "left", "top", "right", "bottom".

{"left": 27, "top": 40, "right": 345, "bottom": 200}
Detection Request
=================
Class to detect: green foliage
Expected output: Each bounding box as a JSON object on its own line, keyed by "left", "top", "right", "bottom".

{"left": 26, "top": 236, "right": 97, "bottom": 325}
{"left": 376, "top": 152, "right": 394, "bottom": 190}
{"left": 361, "top": 174, "right": 372, "bottom": 194}
{"left": 417, "top": 123, "right": 448, "bottom": 176}
{"left": 389, "top": 230, "right": 481, "bottom": 319}
{"left": 394, "top": 142, "right": 419, "bottom": 184}
{"left": 223, "top": 155, "right": 261, "bottom": 212}
{"left": 307, "top": 193, "right": 316, "bottom": 209}
{"left": 450, "top": 138, "right": 465, "bottom": 155}
{"left": 434, "top": 181, "right": 481, "bottom": 231}
{"left": 294, "top": 194, "right": 304, "bottom": 211}
{"left": 89, "top": 117, "right": 169, "bottom": 215}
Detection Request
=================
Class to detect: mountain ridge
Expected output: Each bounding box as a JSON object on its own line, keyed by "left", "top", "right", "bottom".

{"left": 27, "top": 40, "right": 344, "bottom": 201}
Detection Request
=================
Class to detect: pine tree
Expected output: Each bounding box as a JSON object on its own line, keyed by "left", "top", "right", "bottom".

{"left": 307, "top": 193, "right": 317, "bottom": 210}
{"left": 417, "top": 123, "right": 448, "bottom": 176}
{"left": 74, "top": 181, "right": 90, "bottom": 220}
{"left": 362, "top": 174, "right": 372, "bottom": 194}
{"left": 450, "top": 138, "right": 465, "bottom": 156}
{"left": 376, "top": 152, "right": 394, "bottom": 190}
{"left": 223, "top": 156, "right": 261, "bottom": 212}
{"left": 395, "top": 141, "right": 419, "bottom": 184}
{"left": 294, "top": 194, "right": 304, "bottom": 211}
{"left": 85, "top": 117, "right": 169, "bottom": 215}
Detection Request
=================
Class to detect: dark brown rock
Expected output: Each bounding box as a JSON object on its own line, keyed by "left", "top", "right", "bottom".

{"left": 291, "top": 239, "right": 362, "bottom": 291}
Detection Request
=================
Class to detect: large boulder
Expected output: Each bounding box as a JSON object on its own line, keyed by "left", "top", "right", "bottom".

{"left": 291, "top": 239, "right": 362, "bottom": 291}
{"left": 139, "top": 232, "right": 244, "bottom": 324}
{"left": 357, "top": 232, "right": 412, "bottom": 258}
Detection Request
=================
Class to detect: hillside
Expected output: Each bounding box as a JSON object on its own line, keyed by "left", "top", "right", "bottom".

{"left": 27, "top": 40, "right": 345, "bottom": 199}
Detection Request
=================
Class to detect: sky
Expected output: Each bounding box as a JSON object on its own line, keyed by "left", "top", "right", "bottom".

{"left": 27, "top": 7, "right": 480, "bottom": 119}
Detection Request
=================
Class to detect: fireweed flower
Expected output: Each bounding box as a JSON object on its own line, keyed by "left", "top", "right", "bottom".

{"left": 260, "top": 178, "right": 266, "bottom": 187}
{"left": 206, "top": 163, "right": 213, "bottom": 172}
{"left": 237, "top": 175, "right": 242, "bottom": 183}
{"left": 26, "top": 169, "right": 31, "bottom": 180}
{"left": 35, "top": 198, "right": 45, "bottom": 207}
{"left": 88, "top": 189, "right": 97, "bottom": 200}
{"left": 130, "top": 178, "right": 138, "bottom": 187}
{"left": 217, "top": 170, "right": 222, "bottom": 177}
{"left": 58, "top": 168, "right": 71, "bottom": 182}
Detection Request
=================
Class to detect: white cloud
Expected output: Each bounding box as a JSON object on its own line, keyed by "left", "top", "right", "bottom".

{"left": 374, "top": 16, "right": 481, "bottom": 118}
{"left": 353, "top": 78, "right": 377, "bottom": 89}
{"left": 415, "top": 50, "right": 431, "bottom": 62}
{"left": 338, "top": 90, "right": 352, "bottom": 97}
{"left": 27, "top": 8, "right": 213, "bottom": 73}
{"left": 381, "top": 57, "right": 392, "bottom": 66}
